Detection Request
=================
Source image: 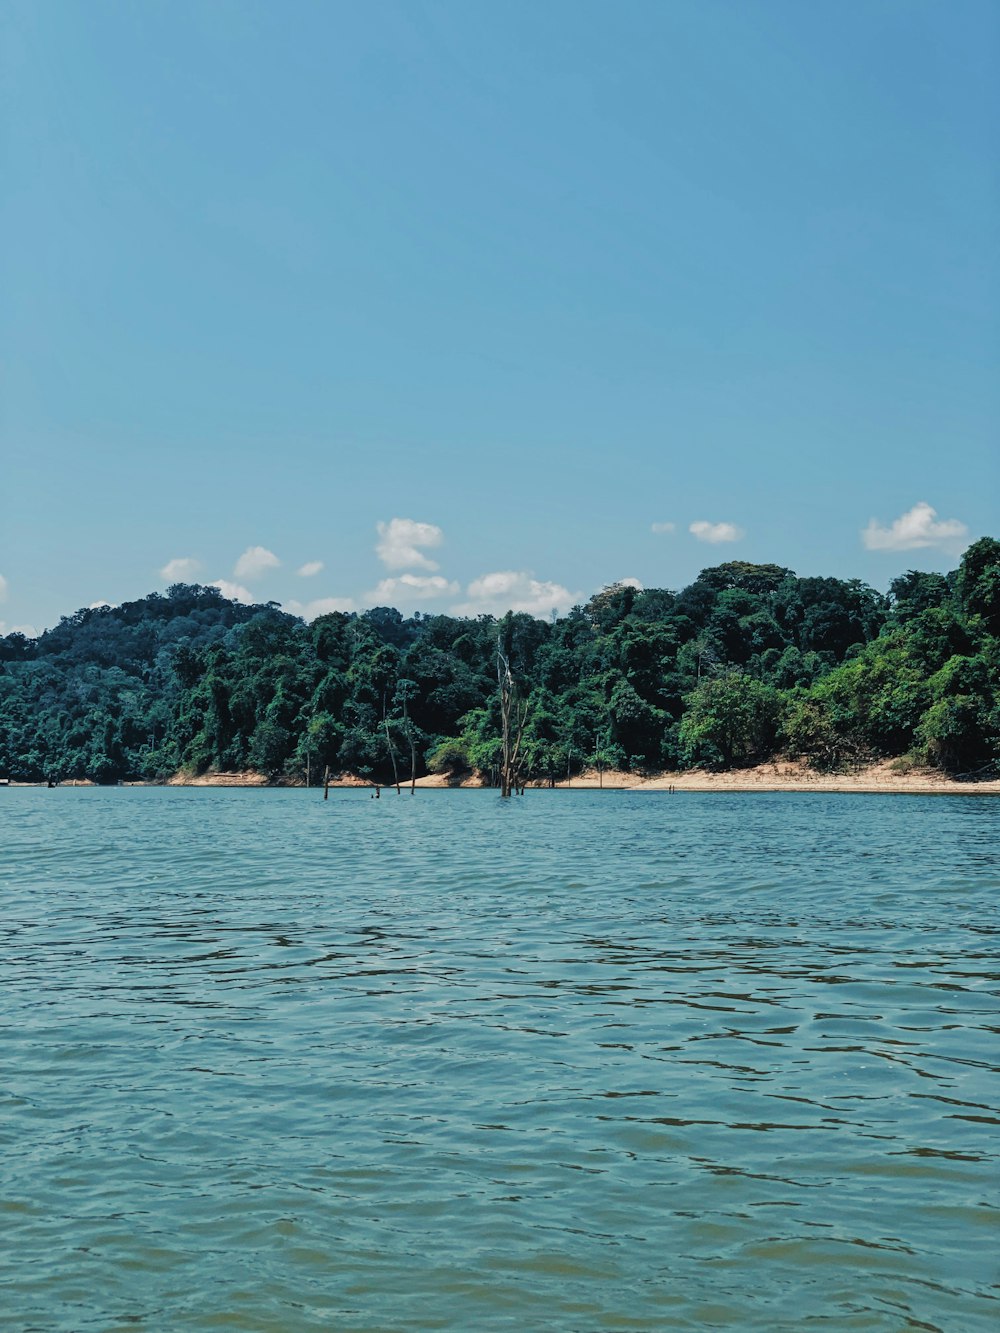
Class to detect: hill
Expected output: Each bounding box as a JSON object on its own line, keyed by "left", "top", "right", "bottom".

{"left": 1, "top": 540, "right": 998, "bottom": 784}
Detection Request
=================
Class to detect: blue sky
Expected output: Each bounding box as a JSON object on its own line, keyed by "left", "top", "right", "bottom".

{"left": 2, "top": 0, "right": 998, "bottom": 633}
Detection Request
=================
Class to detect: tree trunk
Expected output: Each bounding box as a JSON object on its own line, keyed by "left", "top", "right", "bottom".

{"left": 382, "top": 693, "right": 401, "bottom": 794}
{"left": 403, "top": 694, "right": 417, "bottom": 794}
{"left": 500, "top": 660, "right": 513, "bottom": 798}
{"left": 497, "top": 626, "right": 528, "bottom": 799}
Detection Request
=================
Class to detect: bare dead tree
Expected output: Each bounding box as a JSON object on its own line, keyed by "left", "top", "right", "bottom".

{"left": 497, "top": 626, "right": 529, "bottom": 798}
{"left": 401, "top": 686, "right": 417, "bottom": 794}
{"left": 382, "top": 691, "right": 401, "bottom": 794}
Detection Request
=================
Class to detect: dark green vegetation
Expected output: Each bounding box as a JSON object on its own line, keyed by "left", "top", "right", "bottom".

{"left": 2, "top": 540, "right": 999, "bottom": 784}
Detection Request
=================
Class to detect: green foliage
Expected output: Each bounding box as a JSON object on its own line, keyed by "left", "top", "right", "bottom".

{"left": 889, "top": 570, "right": 952, "bottom": 623}
{"left": 427, "top": 737, "right": 473, "bottom": 775}
{"left": 913, "top": 651, "right": 999, "bottom": 773}
{"left": 1, "top": 552, "right": 997, "bottom": 782}
{"left": 679, "top": 674, "right": 783, "bottom": 768}
{"left": 955, "top": 538, "right": 1000, "bottom": 636}
{"left": 780, "top": 694, "right": 845, "bottom": 769}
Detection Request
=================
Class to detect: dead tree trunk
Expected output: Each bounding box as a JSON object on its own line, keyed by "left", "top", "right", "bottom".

{"left": 403, "top": 694, "right": 417, "bottom": 794}
{"left": 497, "top": 626, "right": 528, "bottom": 799}
{"left": 382, "top": 692, "right": 401, "bottom": 794}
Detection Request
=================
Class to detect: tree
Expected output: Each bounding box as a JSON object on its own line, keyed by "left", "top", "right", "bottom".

{"left": 955, "top": 537, "right": 1000, "bottom": 635}
{"left": 497, "top": 616, "right": 528, "bottom": 798}
{"left": 395, "top": 679, "right": 420, "bottom": 793}
{"left": 679, "top": 674, "right": 782, "bottom": 768}
{"left": 889, "top": 570, "right": 951, "bottom": 622}
{"left": 1, "top": 546, "right": 997, "bottom": 785}
{"left": 248, "top": 719, "right": 292, "bottom": 777}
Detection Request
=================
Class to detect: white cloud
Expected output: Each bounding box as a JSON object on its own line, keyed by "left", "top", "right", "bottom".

{"left": 0, "top": 573, "right": 7, "bottom": 601}
{"left": 452, "top": 570, "right": 577, "bottom": 619}
{"left": 297, "top": 560, "right": 324, "bottom": 578}
{"left": 375, "top": 518, "right": 444, "bottom": 571}
{"left": 285, "top": 596, "right": 357, "bottom": 621}
{"left": 862, "top": 501, "right": 969, "bottom": 553}
{"left": 690, "top": 520, "right": 744, "bottom": 544}
{"left": 651, "top": 522, "right": 676, "bottom": 534}
{"left": 615, "top": 576, "right": 644, "bottom": 590}
{"left": 211, "top": 579, "right": 255, "bottom": 604}
{"left": 234, "top": 545, "right": 281, "bottom": 579}
{"left": 368, "top": 573, "right": 460, "bottom": 602}
{"left": 89, "top": 601, "right": 115, "bottom": 610}
{"left": 0, "top": 621, "right": 37, "bottom": 638}
{"left": 160, "top": 556, "right": 201, "bottom": 581}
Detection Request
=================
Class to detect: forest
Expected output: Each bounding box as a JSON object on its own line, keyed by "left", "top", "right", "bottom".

{"left": 1, "top": 538, "right": 998, "bottom": 785}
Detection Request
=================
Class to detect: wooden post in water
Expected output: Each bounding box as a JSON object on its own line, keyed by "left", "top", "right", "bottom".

{"left": 323, "top": 765, "right": 330, "bottom": 800}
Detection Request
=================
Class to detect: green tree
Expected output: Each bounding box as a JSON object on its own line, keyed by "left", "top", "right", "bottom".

{"left": 955, "top": 537, "right": 1000, "bottom": 635}
{"left": 679, "top": 674, "right": 782, "bottom": 768}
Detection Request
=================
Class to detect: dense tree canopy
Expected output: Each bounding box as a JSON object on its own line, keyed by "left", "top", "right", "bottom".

{"left": 2, "top": 545, "right": 998, "bottom": 784}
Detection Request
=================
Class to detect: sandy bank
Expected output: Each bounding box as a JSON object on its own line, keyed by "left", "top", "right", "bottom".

{"left": 106, "top": 761, "right": 1000, "bottom": 795}
{"left": 414, "top": 760, "right": 999, "bottom": 795}
{"left": 167, "top": 769, "right": 271, "bottom": 786}
{"left": 540, "top": 760, "right": 1000, "bottom": 795}
{"left": 412, "top": 771, "right": 488, "bottom": 788}
{"left": 6, "top": 765, "right": 996, "bottom": 793}
{"left": 165, "top": 770, "right": 378, "bottom": 787}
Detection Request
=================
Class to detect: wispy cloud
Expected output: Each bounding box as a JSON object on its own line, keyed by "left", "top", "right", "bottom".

{"left": 368, "top": 574, "right": 459, "bottom": 602}
{"left": 285, "top": 596, "right": 357, "bottom": 621}
{"left": 452, "top": 570, "right": 576, "bottom": 619}
{"left": 297, "top": 560, "right": 324, "bottom": 578}
{"left": 862, "top": 501, "right": 969, "bottom": 553}
{"left": 211, "top": 579, "right": 255, "bottom": 604}
{"left": 234, "top": 545, "right": 280, "bottom": 580}
{"left": 160, "top": 556, "right": 201, "bottom": 581}
{"left": 0, "top": 573, "right": 7, "bottom": 602}
{"left": 690, "top": 520, "right": 744, "bottom": 544}
{"left": 651, "top": 521, "right": 676, "bottom": 534}
{"left": 376, "top": 518, "right": 444, "bottom": 571}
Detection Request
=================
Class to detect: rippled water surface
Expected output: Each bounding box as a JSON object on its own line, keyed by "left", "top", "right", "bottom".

{"left": 2, "top": 788, "right": 999, "bottom": 1331}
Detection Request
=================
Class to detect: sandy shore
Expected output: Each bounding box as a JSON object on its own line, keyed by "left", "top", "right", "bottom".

{"left": 166, "top": 769, "right": 270, "bottom": 786}
{"left": 564, "top": 761, "right": 1000, "bottom": 795}
{"left": 417, "top": 760, "right": 1000, "bottom": 795}
{"left": 8, "top": 762, "right": 994, "bottom": 794}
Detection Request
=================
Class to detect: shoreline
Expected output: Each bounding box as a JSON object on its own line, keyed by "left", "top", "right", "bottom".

{"left": 8, "top": 760, "right": 998, "bottom": 795}
{"left": 418, "top": 760, "right": 1000, "bottom": 795}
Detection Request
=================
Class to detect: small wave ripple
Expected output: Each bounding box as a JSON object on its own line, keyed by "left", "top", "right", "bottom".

{"left": 1, "top": 788, "right": 998, "bottom": 1330}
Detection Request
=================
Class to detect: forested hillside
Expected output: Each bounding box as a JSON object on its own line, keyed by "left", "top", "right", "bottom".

{"left": 2, "top": 539, "right": 998, "bottom": 784}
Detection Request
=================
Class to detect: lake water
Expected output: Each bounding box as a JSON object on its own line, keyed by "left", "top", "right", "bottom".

{"left": 2, "top": 787, "right": 998, "bottom": 1331}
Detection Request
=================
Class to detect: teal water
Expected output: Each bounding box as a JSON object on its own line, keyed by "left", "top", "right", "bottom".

{"left": 2, "top": 788, "right": 998, "bottom": 1332}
